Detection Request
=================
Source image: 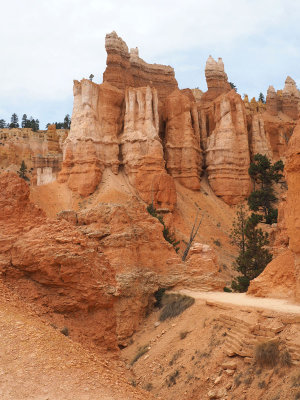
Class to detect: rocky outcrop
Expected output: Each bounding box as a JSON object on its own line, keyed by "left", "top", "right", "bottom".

{"left": 285, "top": 121, "right": 300, "bottom": 300}
{"left": 248, "top": 121, "right": 300, "bottom": 301}
{"left": 266, "top": 86, "right": 278, "bottom": 116}
{"left": 250, "top": 113, "right": 272, "bottom": 158}
{"left": 282, "top": 76, "right": 300, "bottom": 119}
{"left": 247, "top": 250, "right": 296, "bottom": 299}
{"left": 75, "top": 201, "right": 225, "bottom": 343}
{"left": 164, "top": 89, "right": 202, "bottom": 190}
{"left": 103, "top": 31, "right": 178, "bottom": 101}
{"left": 0, "top": 172, "right": 118, "bottom": 350}
{"left": 201, "top": 56, "right": 231, "bottom": 102}
{"left": 0, "top": 126, "right": 67, "bottom": 183}
{"left": 202, "top": 90, "right": 251, "bottom": 204}
{"left": 120, "top": 86, "right": 176, "bottom": 210}
{"left": 58, "top": 80, "right": 124, "bottom": 196}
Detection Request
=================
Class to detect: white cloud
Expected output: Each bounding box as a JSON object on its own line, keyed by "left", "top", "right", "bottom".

{"left": 1, "top": 0, "right": 300, "bottom": 124}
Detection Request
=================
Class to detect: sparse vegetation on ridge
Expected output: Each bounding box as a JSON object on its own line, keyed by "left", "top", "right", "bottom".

{"left": 130, "top": 344, "right": 149, "bottom": 365}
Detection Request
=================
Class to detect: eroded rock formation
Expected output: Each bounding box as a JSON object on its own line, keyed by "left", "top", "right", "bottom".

{"left": 121, "top": 86, "right": 176, "bottom": 209}
{"left": 73, "top": 201, "right": 225, "bottom": 343}
{"left": 0, "top": 126, "right": 67, "bottom": 184}
{"left": 248, "top": 121, "right": 300, "bottom": 301}
{"left": 0, "top": 172, "right": 118, "bottom": 350}
{"left": 201, "top": 56, "right": 231, "bottom": 102}
{"left": 164, "top": 89, "right": 202, "bottom": 190}
{"left": 200, "top": 90, "right": 251, "bottom": 204}
{"left": 103, "top": 31, "right": 178, "bottom": 101}
{"left": 58, "top": 80, "right": 124, "bottom": 196}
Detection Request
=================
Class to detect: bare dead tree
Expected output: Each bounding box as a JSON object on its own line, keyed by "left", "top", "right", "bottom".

{"left": 280, "top": 128, "right": 294, "bottom": 144}
{"left": 182, "top": 212, "right": 204, "bottom": 261}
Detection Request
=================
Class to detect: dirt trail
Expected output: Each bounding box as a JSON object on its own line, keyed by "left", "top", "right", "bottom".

{"left": 179, "top": 289, "right": 300, "bottom": 314}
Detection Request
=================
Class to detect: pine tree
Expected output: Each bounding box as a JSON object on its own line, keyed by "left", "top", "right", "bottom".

{"left": 231, "top": 212, "right": 272, "bottom": 292}
{"left": 0, "top": 119, "right": 6, "bottom": 128}
{"left": 248, "top": 154, "right": 284, "bottom": 224}
{"left": 9, "top": 113, "right": 19, "bottom": 128}
{"left": 63, "top": 114, "right": 71, "bottom": 129}
{"left": 230, "top": 204, "right": 247, "bottom": 255}
{"left": 229, "top": 82, "right": 237, "bottom": 92}
{"left": 258, "top": 92, "right": 265, "bottom": 103}
{"left": 21, "top": 114, "right": 28, "bottom": 128}
{"left": 17, "top": 160, "right": 29, "bottom": 181}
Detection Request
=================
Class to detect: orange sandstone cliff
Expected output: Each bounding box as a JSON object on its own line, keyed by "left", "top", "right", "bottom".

{"left": 248, "top": 121, "right": 300, "bottom": 301}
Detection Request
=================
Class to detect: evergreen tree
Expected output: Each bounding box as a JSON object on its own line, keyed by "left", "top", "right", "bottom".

{"left": 230, "top": 204, "right": 247, "bottom": 255}
{"left": 9, "top": 113, "right": 19, "bottom": 128}
{"left": 17, "top": 160, "right": 29, "bottom": 181}
{"left": 63, "top": 114, "right": 71, "bottom": 129}
{"left": 258, "top": 92, "right": 266, "bottom": 103}
{"left": 229, "top": 82, "right": 237, "bottom": 92}
{"left": 231, "top": 213, "right": 272, "bottom": 292}
{"left": 21, "top": 114, "right": 28, "bottom": 128}
{"left": 248, "top": 154, "right": 284, "bottom": 224}
{"left": 0, "top": 119, "right": 6, "bottom": 128}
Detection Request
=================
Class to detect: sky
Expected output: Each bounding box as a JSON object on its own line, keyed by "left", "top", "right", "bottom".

{"left": 1, "top": 0, "right": 300, "bottom": 129}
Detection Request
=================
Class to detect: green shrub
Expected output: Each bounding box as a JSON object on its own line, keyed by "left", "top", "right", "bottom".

{"left": 159, "top": 293, "right": 195, "bottom": 321}
{"left": 223, "top": 287, "right": 232, "bottom": 293}
{"left": 213, "top": 239, "right": 221, "bottom": 247}
{"left": 147, "top": 203, "right": 180, "bottom": 253}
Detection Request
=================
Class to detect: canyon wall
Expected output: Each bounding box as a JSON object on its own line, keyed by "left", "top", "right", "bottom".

{"left": 58, "top": 80, "right": 124, "bottom": 196}
{"left": 248, "top": 121, "right": 300, "bottom": 301}
{"left": 3, "top": 32, "right": 300, "bottom": 209}
{"left": 0, "top": 172, "right": 118, "bottom": 350}
{"left": 0, "top": 125, "right": 67, "bottom": 184}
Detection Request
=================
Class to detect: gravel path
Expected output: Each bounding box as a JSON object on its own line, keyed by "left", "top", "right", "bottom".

{"left": 179, "top": 289, "right": 300, "bottom": 314}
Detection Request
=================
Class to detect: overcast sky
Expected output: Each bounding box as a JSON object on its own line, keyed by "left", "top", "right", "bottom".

{"left": 1, "top": 0, "right": 300, "bottom": 129}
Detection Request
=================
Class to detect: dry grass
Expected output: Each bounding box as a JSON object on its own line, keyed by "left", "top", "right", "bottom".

{"left": 130, "top": 344, "right": 149, "bottom": 365}
{"left": 179, "top": 330, "right": 190, "bottom": 340}
{"left": 255, "top": 341, "right": 280, "bottom": 368}
{"left": 280, "top": 350, "right": 292, "bottom": 367}
{"left": 255, "top": 341, "right": 292, "bottom": 369}
{"left": 166, "top": 370, "right": 179, "bottom": 387}
{"left": 159, "top": 293, "right": 195, "bottom": 321}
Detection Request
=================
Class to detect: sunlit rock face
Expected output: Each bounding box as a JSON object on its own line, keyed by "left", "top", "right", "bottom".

{"left": 201, "top": 56, "right": 231, "bottom": 102}
{"left": 0, "top": 172, "right": 118, "bottom": 351}
{"left": 120, "top": 86, "right": 177, "bottom": 210}
{"left": 58, "top": 80, "right": 124, "bottom": 196}
{"left": 248, "top": 121, "right": 300, "bottom": 301}
{"left": 103, "top": 31, "right": 178, "bottom": 102}
{"left": 196, "top": 57, "right": 251, "bottom": 206}
{"left": 164, "top": 89, "right": 202, "bottom": 190}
